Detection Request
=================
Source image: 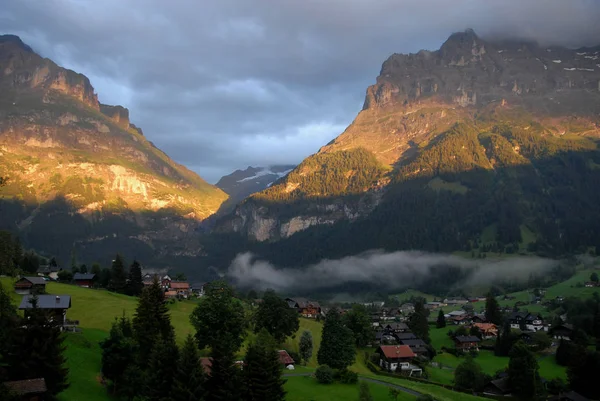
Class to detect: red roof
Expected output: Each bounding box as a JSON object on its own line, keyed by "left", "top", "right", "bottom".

{"left": 378, "top": 345, "right": 416, "bottom": 359}
{"left": 200, "top": 357, "right": 212, "bottom": 374}
{"left": 278, "top": 350, "right": 294, "bottom": 365}
{"left": 170, "top": 281, "right": 190, "bottom": 289}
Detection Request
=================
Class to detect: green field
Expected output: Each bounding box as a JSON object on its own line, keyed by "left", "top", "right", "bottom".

{"left": 285, "top": 376, "right": 416, "bottom": 401}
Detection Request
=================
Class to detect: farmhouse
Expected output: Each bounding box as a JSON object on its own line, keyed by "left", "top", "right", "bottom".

{"left": 278, "top": 350, "right": 294, "bottom": 367}
{"left": 73, "top": 273, "right": 96, "bottom": 288}
{"left": 509, "top": 311, "right": 546, "bottom": 331}
{"left": 37, "top": 265, "right": 60, "bottom": 280}
{"left": 584, "top": 282, "right": 599, "bottom": 288}
{"left": 443, "top": 297, "right": 469, "bottom": 305}
{"left": 472, "top": 323, "right": 498, "bottom": 338}
{"left": 454, "top": 335, "right": 480, "bottom": 351}
{"left": 169, "top": 281, "right": 190, "bottom": 298}
{"left": 552, "top": 323, "right": 574, "bottom": 341}
{"left": 285, "top": 298, "right": 321, "bottom": 318}
{"left": 445, "top": 310, "right": 466, "bottom": 318}
{"left": 3, "top": 378, "right": 47, "bottom": 401}
{"left": 377, "top": 345, "right": 416, "bottom": 371}
{"left": 425, "top": 301, "right": 444, "bottom": 309}
{"left": 14, "top": 277, "right": 46, "bottom": 295}
{"left": 18, "top": 295, "right": 71, "bottom": 326}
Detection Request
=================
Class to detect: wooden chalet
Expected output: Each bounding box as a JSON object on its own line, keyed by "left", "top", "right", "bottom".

{"left": 454, "top": 335, "right": 480, "bottom": 351}
{"left": 471, "top": 323, "right": 498, "bottom": 338}
{"left": 3, "top": 378, "right": 47, "bottom": 401}
{"left": 18, "top": 295, "right": 71, "bottom": 326}
{"left": 169, "top": 281, "right": 190, "bottom": 298}
{"left": 552, "top": 323, "right": 574, "bottom": 341}
{"left": 278, "top": 350, "right": 294, "bottom": 366}
{"left": 285, "top": 298, "right": 321, "bottom": 318}
{"left": 483, "top": 377, "right": 511, "bottom": 396}
{"left": 377, "top": 345, "right": 416, "bottom": 371}
{"left": 14, "top": 277, "right": 46, "bottom": 295}
{"left": 73, "top": 273, "right": 96, "bottom": 288}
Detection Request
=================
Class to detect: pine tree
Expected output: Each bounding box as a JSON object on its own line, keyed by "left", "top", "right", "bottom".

{"left": 254, "top": 289, "right": 299, "bottom": 344}
{"left": 485, "top": 292, "right": 503, "bottom": 325}
{"left": 0, "top": 282, "right": 19, "bottom": 369}
{"left": 593, "top": 304, "right": 600, "bottom": 351}
{"left": 436, "top": 310, "right": 446, "bottom": 328}
{"left": 100, "top": 316, "right": 137, "bottom": 396}
{"left": 10, "top": 295, "right": 69, "bottom": 398}
{"left": 108, "top": 254, "right": 127, "bottom": 293}
{"left": 244, "top": 329, "right": 286, "bottom": 401}
{"left": 133, "top": 277, "right": 173, "bottom": 365}
{"left": 144, "top": 331, "right": 179, "bottom": 400}
{"left": 343, "top": 304, "right": 374, "bottom": 348}
{"left": 408, "top": 300, "right": 430, "bottom": 344}
{"left": 126, "top": 260, "right": 143, "bottom": 296}
{"left": 508, "top": 341, "right": 542, "bottom": 400}
{"left": 317, "top": 308, "right": 355, "bottom": 370}
{"left": 299, "top": 330, "right": 313, "bottom": 365}
{"left": 454, "top": 355, "right": 485, "bottom": 391}
{"left": 172, "top": 334, "right": 206, "bottom": 401}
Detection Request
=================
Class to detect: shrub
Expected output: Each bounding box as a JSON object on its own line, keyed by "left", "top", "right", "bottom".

{"left": 315, "top": 365, "right": 335, "bottom": 384}
{"left": 338, "top": 369, "right": 358, "bottom": 384}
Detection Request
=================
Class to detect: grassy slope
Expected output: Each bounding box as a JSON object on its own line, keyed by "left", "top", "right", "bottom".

{"left": 285, "top": 376, "right": 416, "bottom": 401}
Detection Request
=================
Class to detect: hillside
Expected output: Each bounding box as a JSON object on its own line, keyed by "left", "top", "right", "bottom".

{"left": 213, "top": 30, "right": 600, "bottom": 267}
{"left": 0, "top": 35, "right": 227, "bottom": 269}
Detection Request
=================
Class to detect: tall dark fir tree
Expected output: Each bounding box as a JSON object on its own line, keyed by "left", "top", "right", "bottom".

{"left": 244, "top": 329, "right": 286, "bottom": 401}
{"left": 126, "top": 259, "right": 143, "bottom": 296}
{"left": 172, "top": 334, "right": 206, "bottom": 401}
{"left": 317, "top": 307, "right": 355, "bottom": 370}
{"left": 108, "top": 254, "right": 127, "bottom": 294}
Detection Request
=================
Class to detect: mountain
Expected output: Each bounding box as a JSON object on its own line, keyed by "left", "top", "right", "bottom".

{"left": 0, "top": 34, "right": 228, "bottom": 270}
{"left": 216, "top": 165, "right": 295, "bottom": 209}
{"left": 213, "top": 30, "right": 600, "bottom": 266}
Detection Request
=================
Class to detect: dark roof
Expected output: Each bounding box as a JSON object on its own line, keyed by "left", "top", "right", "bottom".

{"left": 16, "top": 276, "right": 47, "bottom": 285}
{"left": 386, "top": 322, "right": 409, "bottom": 330}
{"left": 486, "top": 377, "right": 510, "bottom": 394}
{"left": 191, "top": 282, "right": 205, "bottom": 289}
{"left": 395, "top": 333, "right": 417, "bottom": 341}
{"left": 19, "top": 295, "right": 71, "bottom": 309}
{"left": 286, "top": 297, "right": 320, "bottom": 309}
{"left": 549, "top": 391, "right": 590, "bottom": 401}
{"left": 37, "top": 265, "right": 59, "bottom": 273}
{"left": 455, "top": 335, "right": 481, "bottom": 343}
{"left": 400, "top": 339, "right": 427, "bottom": 347}
{"left": 508, "top": 311, "right": 529, "bottom": 320}
{"left": 4, "top": 378, "right": 47, "bottom": 395}
{"left": 73, "top": 273, "right": 96, "bottom": 280}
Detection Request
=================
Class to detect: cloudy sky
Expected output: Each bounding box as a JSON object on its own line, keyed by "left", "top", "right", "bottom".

{"left": 2, "top": 0, "right": 600, "bottom": 182}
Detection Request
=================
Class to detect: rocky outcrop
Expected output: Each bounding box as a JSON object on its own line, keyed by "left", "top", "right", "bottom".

{"left": 100, "top": 104, "right": 131, "bottom": 129}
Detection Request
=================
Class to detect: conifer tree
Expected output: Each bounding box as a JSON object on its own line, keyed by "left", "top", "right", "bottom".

{"left": 10, "top": 295, "right": 69, "bottom": 398}
{"left": 0, "top": 282, "right": 19, "bottom": 370}
{"left": 144, "top": 331, "right": 179, "bottom": 400}
{"left": 485, "top": 292, "right": 503, "bottom": 325}
{"left": 172, "top": 334, "right": 206, "bottom": 401}
{"left": 343, "top": 304, "right": 373, "bottom": 348}
{"left": 253, "top": 289, "right": 299, "bottom": 344}
{"left": 408, "top": 300, "right": 430, "bottom": 344}
{"left": 108, "top": 254, "right": 127, "bottom": 293}
{"left": 244, "top": 329, "right": 286, "bottom": 401}
{"left": 100, "top": 316, "right": 137, "bottom": 396}
{"left": 126, "top": 260, "right": 143, "bottom": 296}
{"left": 299, "top": 330, "right": 313, "bottom": 365}
{"left": 508, "top": 341, "right": 542, "bottom": 400}
{"left": 133, "top": 277, "right": 173, "bottom": 364}
{"left": 317, "top": 308, "right": 355, "bottom": 370}
{"left": 436, "top": 309, "right": 446, "bottom": 328}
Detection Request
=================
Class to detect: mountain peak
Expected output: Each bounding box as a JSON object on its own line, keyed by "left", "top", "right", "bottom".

{"left": 0, "top": 34, "right": 33, "bottom": 52}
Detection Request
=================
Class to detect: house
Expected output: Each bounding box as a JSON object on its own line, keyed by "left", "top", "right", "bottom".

{"left": 470, "top": 313, "right": 487, "bottom": 324}
{"left": 454, "top": 335, "right": 481, "bottom": 351}
{"left": 3, "top": 378, "right": 47, "bottom": 401}
{"left": 383, "top": 322, "right": 409, "bottom": 333}
{"left": 549, "top": 391, "right": 590, "bottom": 401}
{"left": 169, "top": 281, "right": 190, "bottom": 298}
{"left": 443, "top": 297, "right": 469, "bottom": 305}
{"left": 14, "top": 277, "right": 46, "bottom": 295}
{"left": 584, "top": 282, "right": 598, "bottom": 288}
{"left": 278, "top": 350, "right": 294, "bottom": 367}
{"left": 377, "top": 345, "right": 416, "bottom": 372}
{"left": 472, "top": 323, "right": 498, "bottom": 339}
{"left": 379, "top": 308, "right": 399, "bottom": 321}
{"left": 444, "top": 310, "right": 466, "bottom": 318}
{"left": 18, "top": 295, "right": 71, "bottom": 327}
{"left": 142, "top": 272, "right": 171, "bottom": 290}
{"left": 450, "top": 315, "right": 471, "bottom": 325}
{"left": 399, "top": 339, "right": 428, "bottom": 357}
{"left": 552, "top": 323, "right": 574, "bottom": 341}
{"left": 425, "top": 301, "right": 445, "bottom": 309}
{"left": 394, "top": 332, "right": 417, "bottom": 342}
{"left": 483, "top": 377, "right": 511, "bottom": 396}
{"left": 164, "top": 290, "right": 178, "bottom": 299}
{"left": 73, "top": 273, "right": 96, "bottom": 288}
{"left": 285, "top": 298, "right": 321, "bottom": 318}
{"left": 37, "top": 265, "right": 60, "bottom": 280}
{"left": 399, "top": 303, "right": 415, "bottom": 314}
{"left": 191, "top": 282, "right": 206, "bottom": 297}
{"left": 509, "top": 312, "right": 546, "bottom": 331}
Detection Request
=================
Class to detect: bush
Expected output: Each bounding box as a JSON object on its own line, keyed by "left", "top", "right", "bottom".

{"left": 315, "top": 365, "right": 335, "bottom": 384}
{"left": 338, "top": 369, "right": 358, "bottom": 384}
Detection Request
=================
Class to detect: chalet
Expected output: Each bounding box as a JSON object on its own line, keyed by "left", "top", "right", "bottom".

{"left": 3, "top": 378, "right": 47, "bottom": 401}
{"left": 14, "top": 277, "right": 46, "bottom": 295}
{"left": 450, "top": 315, "right": 471, "bottom": 325}
{"left": 399, "top": 339, "right": 428, "bottom": 357}
{"left": 379, "top": 308, "right": 399, "bottom": 321}
{"left": 164, "top": 290, "right": 178, "bottom": 299}
{"left": 37, "top": 265, "right": 60, "bottom": 280}
{"left": 445, "top": 310, "right": 466, "bottom": 318}
{"left": 383, "top": 322, "right": 409, "bottom": 333}
{"left": 508, "top": 312, "right": 545, "bottom": 331}
{"left": 73, "top": 273, "right": 95, "bottom": 288}
{"left": 285, "top": 298, "right": 321, "bottom": 318}
{"left": 18, "top": 295, "right": 71, "bottom": 327}
{"left": 377, "top": 345, "right": 416, "bottom": 372}
{"left": 454, "top": 335, "right": 480, "bottom": 351}
{"left": 399, "top": 303, "right": 415, "bottom": 314}
{"left": 443, "top": 297, "right": 469, "bottom": 305}
{"left": 549, "top": 391, "right": 590, "bottom": 401}
{"left": 169, "top": 281, "right": 190, "bottom": 298}
{"left": 483, "top": 377, "right": 511, "bottom": 396}
{"left": 425, "top": 301, "right": 444, "bottom": 310}
{"left": 584, "top": 282, "right": 599, "bottom": 288}
{"left": 552, "top": 323, "right": 574, "bottom": 341}
{"left": 472, "top": 323, "right": 498, "bottom": 339}
{"left": 191, "top": 282, "right": 205, "bottom": 297}
{"left": 278, "top": 350, "right": 294, "bottom": 367}
{"left": 142, "top": 272, "right": 171, "bottom": 290}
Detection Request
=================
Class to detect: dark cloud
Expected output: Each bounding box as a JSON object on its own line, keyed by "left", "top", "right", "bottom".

{"left": 2, "top": 0, "right": 600, "bottom": 182}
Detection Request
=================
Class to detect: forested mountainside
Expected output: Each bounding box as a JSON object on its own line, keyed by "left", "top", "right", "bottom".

{"left": 211, "top": 29, "right": 600, "bottom": 267}
{"left": 0, "top": 35, "right": 227, "bottom": 271}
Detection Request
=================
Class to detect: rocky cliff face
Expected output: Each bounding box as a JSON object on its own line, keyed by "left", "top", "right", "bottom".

{"left": 215, "top": 30, "right": 600, "bottom": 243}
{"left": 0, "top": 35, "right": 227, "bottom": 268}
